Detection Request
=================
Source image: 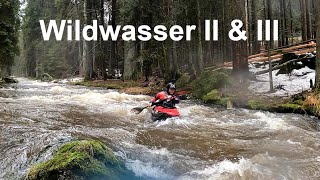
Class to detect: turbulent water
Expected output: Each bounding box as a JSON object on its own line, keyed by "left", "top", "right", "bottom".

{"left": 0, "top": 78, "right": 320, "bottom": 180}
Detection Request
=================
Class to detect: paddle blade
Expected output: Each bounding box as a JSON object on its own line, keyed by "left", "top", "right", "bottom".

{"left": 131, "top": 107, "right": 146, "bottom": 114}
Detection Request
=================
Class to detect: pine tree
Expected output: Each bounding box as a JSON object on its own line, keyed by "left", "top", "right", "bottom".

{"left": 0, "top": 0, "right": 20, "bottom": 76}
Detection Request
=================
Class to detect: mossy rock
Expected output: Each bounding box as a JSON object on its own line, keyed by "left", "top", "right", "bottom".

{"left": 176, "top": 73, "right": 191, "bottom": 88}
{"left": 202, "top": 89, "right": 221, "bottom": 103}
{"left": 247, "top": 99, "right": 305, "bottom": 114}
{"left": 202, "top": 89, "right": 231, "bottom": 107}
{"left": 191, "top": 69, "right": 232, "bottom": 99}
{"left": 290, "top": 93, "right": 306, "bottom": 105}
{"left": 277, "top": 103, "right": 304, "bottom": 113}
{"left": 25, "top": 140, "right": 137, "bottom": 180}
{"left": 41, "top": 73, "right": 54, "bottom": 82}
{"left": 247, "top": 99, "right": 275, "bottom": 111}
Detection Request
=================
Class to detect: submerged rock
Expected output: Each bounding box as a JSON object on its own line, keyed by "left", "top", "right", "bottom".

{"left": 40, "top": 73, "right": 54, "bottom": 82}
{"left": 2, "top": 77, "right": 18, "bottom": 84}
{"left": 25, "top": 140, "right": 138, "bottom": 180}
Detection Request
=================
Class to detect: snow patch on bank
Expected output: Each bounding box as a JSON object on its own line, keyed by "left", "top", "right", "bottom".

{"left": 249, "top": 64, "right": 315, "bottom": 97}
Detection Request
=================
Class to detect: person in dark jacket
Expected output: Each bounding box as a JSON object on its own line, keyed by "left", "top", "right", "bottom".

{"left": 150, "top": 83, "right": 180, "bottom": 108}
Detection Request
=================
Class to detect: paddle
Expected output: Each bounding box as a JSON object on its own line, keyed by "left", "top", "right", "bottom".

{"left": 176, "top": 90, "right": 188, "bottom": 96}
{"left": 131, "top": 106, "right": 150, "bottom": 114}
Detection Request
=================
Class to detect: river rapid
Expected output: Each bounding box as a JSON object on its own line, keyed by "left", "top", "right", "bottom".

{"left": 0, "top": 78, "right": 320, "bottom": 180}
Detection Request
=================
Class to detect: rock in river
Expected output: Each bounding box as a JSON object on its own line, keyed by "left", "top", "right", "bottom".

{"left": 25, "top": 140, "right": 139, "bottom": 180}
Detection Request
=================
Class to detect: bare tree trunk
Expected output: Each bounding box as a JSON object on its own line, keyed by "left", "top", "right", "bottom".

{"left": 301, "top": 0, "right": 308, "bottom": 41}
{"left": 185, "top": 8, "right": 196, "bottom": 77}
{"left": 289, "top": 0, "right": 294, "bottom": 45}
{"left": 76, "top": 1, "right": 83, "bottom": 77}
{"left": 93, "top": 41, "right": 96, "bottom": 77}
{"left": 209, "top": 8, "right": 213, "bottom": 65}
{"left": 306, "top": 0, "right": 312, "bottom": 39}
{"left": 245, "top": 0, "right": 250, "bottom": 55}
{"left": 83, "top": 0, "right": 93, "bottom": 81}
{"left": 188, "top": 42, "right": 196, "bottom": 77}
{"left": 92, "top": 0, "right": 97, "bottom": 76}
{"left": 100, "top": 0, "right": 107, "bottom": 80}
{"left": 315, "top": 0, "right": 320, "bottom": 89}
{"left": 35, "top": 48, "right": 39, "bottom": 79}
{"left": 251, "top": 0, "right": 259, "bottom": 54}
{"left": 283, "top": 0, "right": 289, "bottom": 45}
{"left": 197, "top": 0, "right": 204, "bottom": 72}
{"left": 312, "top": 0, "right": 317, "bottom": 38}
{"left": 230, "top": 0, "right": 249, "bottom": 76}
{"left": 279, "top": 0, "right": 284, "bottom": 47}
{"left": 82, "top": 0, "right": 88, "bottom": 79}
{"left": 222, "top": 0, "right": 227, "bottom": 62}
{"left": 171, "top": 0, "right": 178, "bottom": 78}
{"left": 171, "top": 41, "right": 178, "bottom": 78}
{"left": 110, "top": 0, "right": 117, "bottom": 75}
{"left": 267, "top": 0, "right": 274, "bottom": 91}
{"left": 123, "top": 42, "right": 136, "bottom": 80}
{"left": 208, "top": 40, "right": 213, "bottom": 66}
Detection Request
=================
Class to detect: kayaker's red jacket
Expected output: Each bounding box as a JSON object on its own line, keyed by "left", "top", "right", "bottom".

{"left": 151, "top": 91, "right": 179, "bottom": 108}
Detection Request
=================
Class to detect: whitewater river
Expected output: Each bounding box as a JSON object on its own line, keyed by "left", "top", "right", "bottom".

{"left": 0, "top": 78, "right": 320, "bottom": 180}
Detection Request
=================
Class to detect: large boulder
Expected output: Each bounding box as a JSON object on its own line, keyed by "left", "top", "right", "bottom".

{"left": 190, "top": 69, "right": 232, "bottom": 99}
{"left": 25, "top": 140, "right": 138, "bottom": 180}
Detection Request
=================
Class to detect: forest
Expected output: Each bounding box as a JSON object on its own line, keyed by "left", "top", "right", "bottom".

{"left": 0, "top": 0, "right": 316, "bottom": 84}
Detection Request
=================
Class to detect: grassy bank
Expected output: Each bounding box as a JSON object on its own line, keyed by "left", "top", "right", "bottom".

{"left": 71, "top": 79, "right": 163, "bottom": 95}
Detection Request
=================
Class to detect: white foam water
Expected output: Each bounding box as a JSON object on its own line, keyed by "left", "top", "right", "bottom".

{"left": 126, "top": 160, "right": 174, "bottom": 180}
{"left": 182, "top": 158, "right": 257, "bottom": 180}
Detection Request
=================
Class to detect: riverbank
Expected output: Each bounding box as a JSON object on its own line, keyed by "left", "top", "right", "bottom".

{"left": 71, "top": 79, "right": 163, "bottom": 96}
{"left": 181, "top": 68, "right": 318, "bottom": 117}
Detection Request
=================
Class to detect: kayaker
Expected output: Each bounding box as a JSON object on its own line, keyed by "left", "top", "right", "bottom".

{"left": 150, "top": 82, "right": 180, "bottom": 108}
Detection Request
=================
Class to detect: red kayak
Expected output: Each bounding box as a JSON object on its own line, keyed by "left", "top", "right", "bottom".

{"left": 151, "top": 106, "right": 180, "bottom": 121}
